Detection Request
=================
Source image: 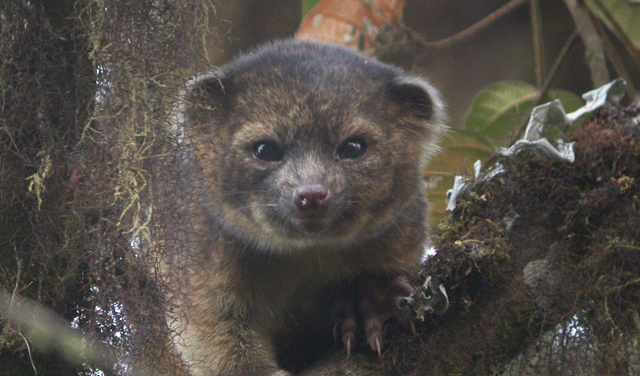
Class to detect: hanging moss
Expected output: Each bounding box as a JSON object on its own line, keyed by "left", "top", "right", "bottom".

{"left": 1, "top": 0, "right": 209, "bottom": 374}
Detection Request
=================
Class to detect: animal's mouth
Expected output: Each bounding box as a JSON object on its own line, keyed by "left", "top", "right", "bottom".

{"left": 291, "top": 216, "right": 330, "bottom": 233}
{"left": 287, "top": 200, "right": 362, "bottom": 235}
{"left": 258, "top": 202, "right": 361, "bottom": 241}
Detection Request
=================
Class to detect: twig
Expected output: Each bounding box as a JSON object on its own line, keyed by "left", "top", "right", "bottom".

{"left": 18, "top": 331, "right": 38, "bottom": 376}
{"left": 562, "top": 0, "right": 609, "bottom": 87}
{"left": 411, "top": 0, "right": 528, "bottom": 48}
{"left": 529, "top": 0, "right": 546, "bottom": 87}
{"left": 591, "top": 0, "right": 640, "bottom": 91}
{"left": 510, "top": 30, "right": 579, "bottom": 142}
{"left": 592, "top": 16, "right": 637, "bottom": 97}
{"left": 0, "top": 290, "right": 125, "bottom": 375}
{"left": 592, "top": 0, "right": 640, "bottom": 67}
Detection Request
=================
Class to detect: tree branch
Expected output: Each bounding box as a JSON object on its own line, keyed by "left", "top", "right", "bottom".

{"left": 408, "top": 0, "right": 529, "bottom": 49}
{"left": 562, "top": 0, "right": 609, "bottom": 87}
{"left": 529, "top": 0, "right": 546, "bottom": 87}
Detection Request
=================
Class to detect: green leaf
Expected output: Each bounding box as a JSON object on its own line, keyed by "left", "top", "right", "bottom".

{"left": 427, "top": 130, "right": 494, "bottom": 173}
{"left": 586, "top": 0, "right": 640, "bottom": 48}
{"left": 302, "top": 0, "right": 322, "bottom": 16}
{"left": 464, "top": 81, "right": 538, "bottom": 143}
{"left": 545, "top": 89, "right": 585, "bottom": 113}
{"left": 464, "top": 81, "right": 584, "bottom": 145}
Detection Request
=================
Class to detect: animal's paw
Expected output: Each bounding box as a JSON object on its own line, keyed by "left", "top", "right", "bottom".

{"left": 333, "top": 276, "right": 415, "bottom": 356}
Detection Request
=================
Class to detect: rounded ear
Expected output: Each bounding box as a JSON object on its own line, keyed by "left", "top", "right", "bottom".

{"left": 387, "top": 75, "right": 446, "bottom": 130}
{"left": 183, "top": 71, "right": 233, "bottom": 131}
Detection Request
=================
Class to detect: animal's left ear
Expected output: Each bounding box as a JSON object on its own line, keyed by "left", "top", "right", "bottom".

{"left": 386, "top": 75, "right": 445, "bottom": 132}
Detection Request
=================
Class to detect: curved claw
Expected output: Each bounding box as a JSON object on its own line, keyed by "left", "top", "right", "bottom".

{"left": 333, "top": 275, "right": 416, "bottom": 356}
{"left": 369, "top": 333, "right": 382, "bottom": 357}
{"left": 344, "top": 332, "right": 355, "bottom": 356}
{"left": 340, "top": 301, "right": 357, "bottom": 355}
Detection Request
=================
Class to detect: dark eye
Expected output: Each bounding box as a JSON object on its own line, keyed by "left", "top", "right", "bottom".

{"left": 337, "top": 137, "right": 367, "bottom": 160}
{"left": 253, "top": 141, "right": 284, "bottom": 162}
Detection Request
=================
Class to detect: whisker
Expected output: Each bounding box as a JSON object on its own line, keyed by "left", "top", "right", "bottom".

{"left": 219, "top": 203, "right": 279, "bottom": 224}
{"left": 388, "top": 217, "right": 407, "bottom": 239}
{"left": 365, "top": 212, "right": 386, "bottom": 234}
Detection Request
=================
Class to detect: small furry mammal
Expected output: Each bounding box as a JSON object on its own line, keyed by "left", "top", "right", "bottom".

{"left": 169, "top": 39, "right": 444, "bottom": 376}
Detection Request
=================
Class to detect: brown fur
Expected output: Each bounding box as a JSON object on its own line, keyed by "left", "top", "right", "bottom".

{"left": 167, "top": 39, "right": 444, "bottom": 375}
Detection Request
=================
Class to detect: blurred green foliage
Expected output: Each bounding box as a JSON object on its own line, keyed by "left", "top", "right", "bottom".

{"left": 586, "top": 0, "right": 640, "bottom": 48}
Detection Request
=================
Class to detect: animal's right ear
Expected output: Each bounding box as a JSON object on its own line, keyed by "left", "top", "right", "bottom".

{"left": 182, "top": 71, "right": 233, "bottom": 131}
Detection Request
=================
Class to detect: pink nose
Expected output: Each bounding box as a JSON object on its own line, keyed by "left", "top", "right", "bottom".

{"left": 293, "top": 184, "right": 330, "bottom": 211}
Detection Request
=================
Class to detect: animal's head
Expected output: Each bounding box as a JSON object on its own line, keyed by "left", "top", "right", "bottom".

{"left": 178, "top": 40, "right": 444, "bottom": 253}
